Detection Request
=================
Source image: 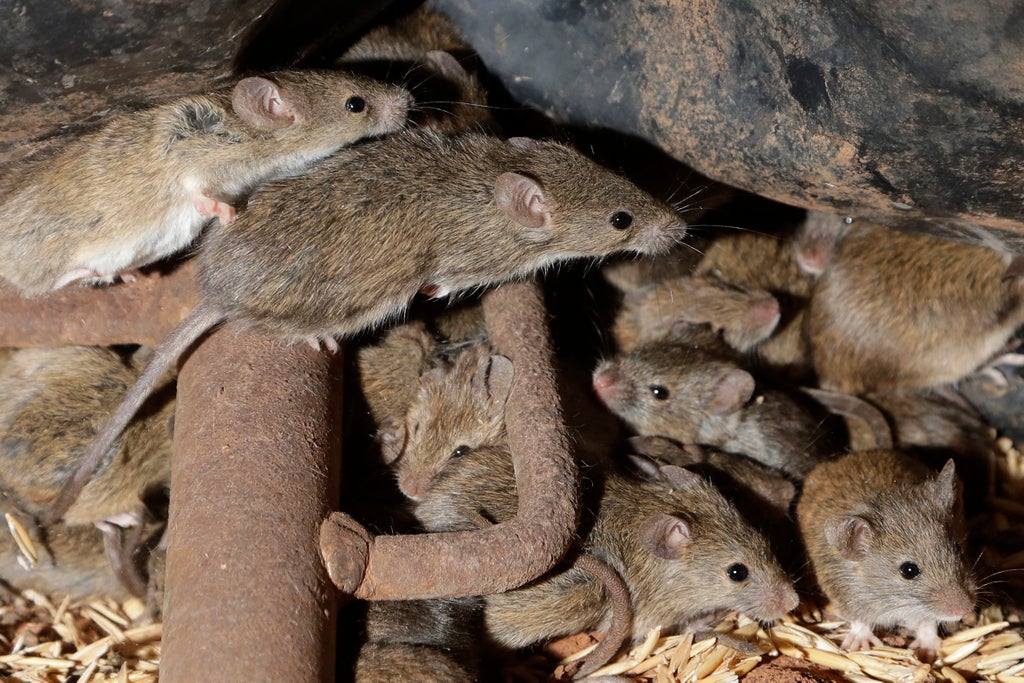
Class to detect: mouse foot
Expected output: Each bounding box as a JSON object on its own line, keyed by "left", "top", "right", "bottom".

{"left": 841, "top": 621, "right": 883, "bottom": 651}
{"left": 303, "top": 334, "right": 339, "bottom": 353}
{"left": 193, "top": 194, "right": 236, "bottom": 225}
{"left": 319, "top": 511, "right": 373, "bottom": 595}
{"left": 909, "top": 620, "right": 941, "bottom": 663}
{"left": 95, "top": 513, "right": 149, "bottom": 598}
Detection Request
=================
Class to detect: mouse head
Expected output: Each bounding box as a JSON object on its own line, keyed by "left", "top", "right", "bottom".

{"left": 620, "top": 459, "right": 798, "bottom": 633}
{"left": 491, "top": 138, "right": 687, "bottom": 261}
{"left": 794, "top": 210, "right": 853, "bottom": 276}
{"left": 592, "top": 340, "right": 755, "bottom": 440}
{"left": 232, "top": 70, "right": 412, "bottom": 154}
{"left": 823, "top": 459, "right": 976, "bottom": 628}
{"left": 382, "top": 345, "right": 514, "bottom": 501}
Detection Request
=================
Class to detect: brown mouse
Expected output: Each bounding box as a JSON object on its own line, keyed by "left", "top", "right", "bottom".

{"left": 0, "top": 504, "right": 155, "bottom": 602}
{"left": 807, "top": 220, "right": 1024, "bottom": 392}
{"left": 796, "top": 452, "right": 976, "bottom": 661}
{"left": 592, "top": 331, "right": 840, "bottom": 478}
{"left": 694, "top": 228, "right": 816, "bottom": 379}
{"left": 413, "top": 444, "right": 798, "bottom": 647}
{"left": 610, "top": 272, "right": 782, "bottom": 354}
{"left": 0, "top": 346, "right": 173, "bottom": 595}
{"left": 381, "top": 343, "right": 513, "bottom": 501}
{"left": 793, "top": 210, "right": 853, "bottom": 276}
{"left": 49, "top": 129, "right": 686, "bottom": 524}
{"left": 356, "top": 320, "right": 441, "bottom": 428}
{"left": 0, "top": 70, "right": 411, "bottom": 296}
{"left": 350, "top": 597, "right": 481, "bottom": 683}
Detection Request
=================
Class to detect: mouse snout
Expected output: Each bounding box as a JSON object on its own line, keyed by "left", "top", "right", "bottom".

{"left": 757, "top": 577, "right": 799, "bottom": 621}
{"left": 742, "top": 294, "right": 782, "bottom": 338}
{"left": 930, "top": 584, "right": 976, "bottom": 622}
{"left": 374, "top": 90, "right": 414, "bottom": 134}
{"left": 398, "top": 472, "right": 430, "bottom": 502}
{"left": 592, "top": 364, "right": 624, "bottom": 406}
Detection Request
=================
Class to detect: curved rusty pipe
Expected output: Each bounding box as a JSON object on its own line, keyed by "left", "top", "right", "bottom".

{"left": 320, "top": 279, "right": 581, "bottom": 599}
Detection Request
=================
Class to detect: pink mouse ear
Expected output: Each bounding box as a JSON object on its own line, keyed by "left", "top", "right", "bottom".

{"left": 424, "top": 50, "right": 468, "bottom": 81}
{"left": 705, "top": 368, "right": 755, "bottom": 416}
{"left": 639, "top": 513, "right": 692, "bottom": 559}
{"left": 494, "top": 172, "right": 552, "bottom": 233}
{"left": 232, "top": 77, "right": 299, "bottom": 130}
{"left": 376, "top": 417, "right": 407, "bottom": 464}
{"left": 824, "top": 514, "right": 874, "bottom": 561}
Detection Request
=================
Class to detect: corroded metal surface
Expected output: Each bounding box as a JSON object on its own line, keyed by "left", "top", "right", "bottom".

{"left": 162, "top": 322, "right": 343, "bottom": 683}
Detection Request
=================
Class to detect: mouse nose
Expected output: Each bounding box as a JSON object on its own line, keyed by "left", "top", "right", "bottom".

{"left": 592, "top": 366, "right": 622, "bottom": 404}
{"left": 932, "top": 585, "right": 976, "bottom": 621}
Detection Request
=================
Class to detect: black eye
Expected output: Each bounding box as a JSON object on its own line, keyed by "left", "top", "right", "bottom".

{"left": 610, "top": 211, "right": 633, "bottom": 230}
{"left": 450, "top": 445, "right": 470, "bottom": 459}
{"left": 727, "top": 563, "right": 749, "bottom": 582}
{"left": 899, "top": 561, "right": 921, "bottom": 580}
{"left": 649, "top": 385, "right": 670, "bottom": 400}
{"left": 345, "top": 96, "right": 366, "bottom": 113}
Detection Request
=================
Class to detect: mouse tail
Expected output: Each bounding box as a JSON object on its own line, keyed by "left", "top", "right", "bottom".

{"left": 43, "top": 305, "right": 224, "bottom": 526}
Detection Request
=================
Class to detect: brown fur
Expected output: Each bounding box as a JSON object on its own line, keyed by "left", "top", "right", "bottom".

{"left": 414, "top": 445, "right": 797, "bottom": 647}
{"left": 808, "top": 222, "right": 1024, "bottom": 392}
{"left": 796, "top": 451, "right": 976, "bottom": 657}
{"left": 0, "top": 71, "right": 410, "bottom": 295}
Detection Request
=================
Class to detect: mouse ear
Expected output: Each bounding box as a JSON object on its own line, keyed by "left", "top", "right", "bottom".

{"left": 494, "top": 172, "right": 552, "bottom": 234}
{"left": 639, "top": 513, "right": 692, "bottom": 560}
{"left": 424, "top": 50, "right": 469, "bottom": 81}
{"left": 377, "top": 417, "right": 407, "bottom": 464}
{"left": 659, "top": 464, "right": 703, "bottom": 491}
{"left": 824, "top": 514, "right": 874, "bottom": 561}
{"left": 232, "top": 77, "right": 300, "bottom": 130}
{"left": 933, "top": 459, "right": 959, "bottom": 511}
{"left": 473, "top": 354, "right": 514, "bottom": 412}
{"left": 704, "top": 368, "right": 755, "bottom": 416}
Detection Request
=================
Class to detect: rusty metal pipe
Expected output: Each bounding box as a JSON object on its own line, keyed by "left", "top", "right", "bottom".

{"left": 321, "top": 279, "right": 580, "bottom": 600}
{"left": 161, "top": 321, "right": 343, "bottom": 682}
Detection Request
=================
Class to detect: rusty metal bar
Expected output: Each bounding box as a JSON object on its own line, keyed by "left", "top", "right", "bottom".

{"left": 0, "top": 262, "right": 199, "bottom": 349}
{"left": 320, "top": 279, "right": 581, "bottom": 600}
{"left": 161, "top": 321, "right": 343, "bottom": 682}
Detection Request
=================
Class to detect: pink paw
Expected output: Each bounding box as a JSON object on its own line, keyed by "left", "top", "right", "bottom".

{"left": 840, "top": 621, "right": 883, "bottom": 651}
{"left": 303, "top": 335, "right": 339, "bottom": 353}
{"left": 194, "top": 195, "right": 237, "bottom": 225}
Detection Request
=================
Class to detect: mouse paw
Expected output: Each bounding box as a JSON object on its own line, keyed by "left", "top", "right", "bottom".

{"left": 909, "top": 620, "right": 941, "bottom": 662}
{"left": 193, "top": 195, "right": 237, "bottom": 225}
{"left": 303, "top": 335, "right": 339, "bottom": 353}
{"left": 841, "top": 621, "right": 883, "bottom": 651}
{"left": 319, "top": 511, "right": 373, "bottom": 595}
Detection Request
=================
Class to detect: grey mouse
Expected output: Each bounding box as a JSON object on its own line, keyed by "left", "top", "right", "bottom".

{"left": 592, "top": 330, "right": 838, "bottom": 478}
{"left": 0, "top": 70, "right": 411, "bottom": 296}
{"left": 47, "top": 129, "right": 687, "bottom": 524}
{"left": 796, "top": 451, "right": 976, "bottom": 661}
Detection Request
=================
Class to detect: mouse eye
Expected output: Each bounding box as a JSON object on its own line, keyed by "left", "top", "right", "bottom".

{"left": 345, "top": 96, "right": 366, "bottom": 113}
{"left": 450, "top": 445, "right": 471, "bottom": 459}
{"left": 649, "top": 385, "right": 670, "bottom": 400}
{"left": 899, "top": 561, "right": 921, "bottom": 580}
{"left": 727, "top": 563, "right": 749, "bottom": 582}
{"left": 610, "top": 211, "right": 634, "bottom": 230}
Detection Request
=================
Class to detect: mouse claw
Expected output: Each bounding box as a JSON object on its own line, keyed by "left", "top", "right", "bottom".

{"left": 319, "top": 511, "right": 373, "bottom": 595}
{"left": 302, "top": 335, "right": 339, "bottom": 353}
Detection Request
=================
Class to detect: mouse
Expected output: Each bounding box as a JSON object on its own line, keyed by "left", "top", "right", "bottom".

{"left": 380, "top": 343, "right": 513, "bottom": 501}
{"left": 348, "top": 597, "right": 482, "bottom": 683}
{"left": 356, "top": 320, "right": 441, "bottom": 429}
{"left": 47, "top": 129, "right": 688, "bottom": 524}
{"left": 795, "top": 452, "right": 977, "bottom": 661}
{"left": 610, "top": 272, "right": 782, "bottom": 354}
{"left": 412, "top": 443, "right": 799, "bottom": 648}
{"left": 0, "top": 70, "right": 412, "bottom": 296}
{"left": 0, "top": 345, "right": 174, "bottom": 595}
{"left": 0, "top": 503, "right": 156, "bottom": 602}
{"left": 693, "top": 227, "right": 816, "bottom": 380}
{"left": 592, "top": 330, "right": 840, "bottom": 478}
{"left": 807, "top": 220, "right": 1024, "bottom": 393}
